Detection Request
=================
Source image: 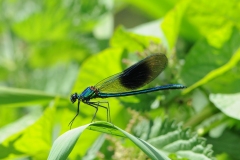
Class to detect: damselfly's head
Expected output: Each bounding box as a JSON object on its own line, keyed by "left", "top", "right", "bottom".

{"left": 70, "top": 93, "right": 78, "bottom": 103}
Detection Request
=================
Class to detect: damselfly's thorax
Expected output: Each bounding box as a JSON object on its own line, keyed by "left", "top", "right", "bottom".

{"left": 79, "top": 86, "right": 99, "bottom": 101}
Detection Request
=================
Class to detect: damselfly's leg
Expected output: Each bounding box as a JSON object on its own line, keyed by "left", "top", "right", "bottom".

{"left": 88, "top": 101, "right": 111, "bottom": 123}
{"left": 87, "top": 103, "right": 98, "bottom": 122}
{"left": 99, "top": 101, "right": 111, "bottom": 123}
{"left": 69, "top": 100, "right": 80, "bottom": 129}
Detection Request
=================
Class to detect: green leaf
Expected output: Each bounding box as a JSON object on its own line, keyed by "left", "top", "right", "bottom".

{"left": 0, "top": 105, "right": 55, "bottom": 159}
{"left": 48, "top": 124, "right": 89, "bottom": 160}
{"left": 56, "top": 107, "right": 105, "bottom": 159}
{"left": 48, "top": 121, "right": 169, "bottom": 160}
{"left": 0, "top": 87, "right": 56, "bottom": 107}
{"left": 209, "top": 93, "right": 240, "bottom": 120}
{"left": 0, "top": 113, "right": 40, "bottom": 144}
{"left": 133, "top": 118, "right": 214, "bottom": 160}
{"left": 0, "top": 112, "right": 42, "bottom": 159}
{"left": 184, "top": 0, "right": 240, "bottom": 48}
{"left": 181, "top": 29, "right": 240, "bottom": 94}
{"left": 204, "top": 63, "right": 240, "bottom": 93}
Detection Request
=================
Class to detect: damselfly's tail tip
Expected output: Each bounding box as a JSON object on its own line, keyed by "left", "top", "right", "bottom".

{"left": 175, "top": 84, "right": 187, "bottom": 89}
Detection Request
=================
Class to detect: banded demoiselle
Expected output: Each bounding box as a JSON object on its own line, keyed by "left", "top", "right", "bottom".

{"left": 70, "top": 54, "right": 186, "bottom": 128}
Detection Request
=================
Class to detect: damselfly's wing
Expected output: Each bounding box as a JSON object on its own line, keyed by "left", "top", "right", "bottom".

{"left": 95, "top": 54, "right": 168, "bottom": 93}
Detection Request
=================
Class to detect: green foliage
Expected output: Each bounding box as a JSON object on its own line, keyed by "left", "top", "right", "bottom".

{"left": 210, "top": 93, "right": 240, "bottom": 120}
{"left": 0, "top": 0, "right": 240, "bottom": 159}
{"left": 134, "top": 118, "right": 213, "bottom": 160}
{"left": 181, "top": 29, "right": 240, "bottom": 88}
{"left": 0, "top": 106, "right": 55, "bottom": 159}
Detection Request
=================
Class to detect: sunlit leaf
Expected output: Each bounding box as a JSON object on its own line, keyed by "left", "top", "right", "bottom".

{"left": 210, "top": 93, "right": 240, "bottom": 120}
{"left": 0, "top": 113, "right": 40, "bottom": 144}
{"left": 181, "top": 29, "right": 240, "bottom": 93}
{"left": 48, "top": 121, "right": 169, "bottom": 160}
{"left": 48, "top": 124, "right": 90, "bottom": 160}
{"left": 0, "top": 106, "right": 55, "bottom": 159}
{"left": 185, "top": 0, "right": 240, "bottom": 48}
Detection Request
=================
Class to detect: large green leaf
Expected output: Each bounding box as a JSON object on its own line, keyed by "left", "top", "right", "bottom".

{"left": 184, "top": 0, "right": 240, "bottom": 47}
{"left": 181, "top": 29, "right": 240, "bottom": 93}
{"left": 0, "top": 113, "right": 41, "bottom": 144}
{"left": 161, "top": 0, "right": 240, "bottom": 48}
{"left": 48, "top": 121, "right": 169, "bottom": 160}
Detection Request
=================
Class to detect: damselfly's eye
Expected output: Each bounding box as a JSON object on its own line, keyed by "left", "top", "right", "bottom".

{"left": 70, "top": 93, "right": 78, "bottom": 103}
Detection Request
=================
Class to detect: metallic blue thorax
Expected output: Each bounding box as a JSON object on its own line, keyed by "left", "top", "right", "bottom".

{"left": 79, "top": 87, "right": 97, "bottom": 100}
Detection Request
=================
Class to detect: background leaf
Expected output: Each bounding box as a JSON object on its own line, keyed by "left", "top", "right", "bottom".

{"left": 1, "top": 0, "right": 240, "bottom": 159}
{"left": 210, "top": 93, "right": 240, "bottom": 120}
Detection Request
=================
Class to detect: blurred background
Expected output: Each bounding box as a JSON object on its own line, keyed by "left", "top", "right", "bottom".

{"left": 0, "top": 0, "right": 240, "bottom": 159}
